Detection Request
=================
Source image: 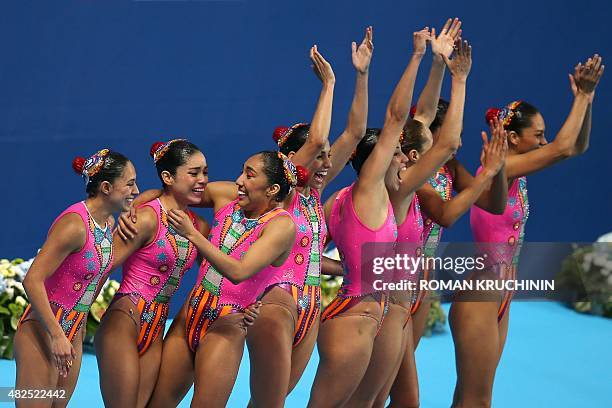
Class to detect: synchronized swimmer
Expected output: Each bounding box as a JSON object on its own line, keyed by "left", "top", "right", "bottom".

{"left": 373, "top": 279, "right": 555, "bottom": 292}
{"left": 12, "top": 16, "right": 603, "bottom": 408}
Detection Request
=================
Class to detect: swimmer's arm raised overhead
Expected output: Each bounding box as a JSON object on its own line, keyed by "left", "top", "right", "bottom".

{"left": 398, "top": 39, "right": 470, "bottom": 196}
{"left": 167, "top": 209, "right": 296, "bottom": 284}
{"left": 418, "top": 121, "right": 508, "bottom": 227}
{"left": 568, "top": 68, "right": 595, "bottom": 155}
{"left": 22, "top": 214, "right": 84, "bottom": 377}
{"left": 356, "top": 28, "right": 426, "bottom": 194}
{"left": 505, "top": 55, "right": 604, "bottom": 179}
{"left": 291, "top": 46, "right": 335, "bottom": 169}
{"left": 323, "top": 26, "right": 373, "bottom": 187}
{"left": 450, "top": 118, "right": 509, "bottom": 214}
{"left": 413, "top": 18, "right": 461, "bottom": 126}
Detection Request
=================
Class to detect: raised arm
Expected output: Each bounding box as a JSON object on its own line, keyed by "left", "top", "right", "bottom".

{"left": 451, "top": 118, "right": 508, "bottom": 213}
{"left": 167, "top": 209, "right": 296, "bottom": 284}
{"left": 419, "top": 120, "right": 508, "bottom": 226}
{"left": 290, "top": 46, "right": 335, "bottom": 169}
{"left": 355, "top": 28, "right": 428, "bottom": 192}
{"left": 572, "top": 103, "right": 592, "bottom": 155}
{"left": 413, "top": 18, "right": 461, "bottom": 126}
{"left": 322, "top": 27, "right": 373, "bottom": 188}
{"left": 568, "top": 69, "right": 595, "bottom": 155}
{"left": 505, "top": 54, "right": 604, "bottom": 179}
{"left": 22, "top": 215, "right": 85, "bottom": 377}
{"left": 398, "top": 39, "right": 471, "bottom": 195}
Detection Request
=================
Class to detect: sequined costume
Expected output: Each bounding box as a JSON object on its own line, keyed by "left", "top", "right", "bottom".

{"left": 470, "top": 168, "right": 529, "bottom": 321}
{"left": 422, "top": 164, "right": 453, "bottom": 256}
{"left": 114, "top": 199, "right": 198, "bottom": 354}
{"left": 265, "top": 189, "right": 327, "bottom": 346}
{"left": 186, "top": 200, "right": 290, "bottom": 352}
{"left": 19, "top": 202, "right": 113, "bottom": 342}
{"left": 413, "top": 165, "right": 454, "bottom": 314}
{"left": 321, "top": 184, "right": 397, "bottom": 327}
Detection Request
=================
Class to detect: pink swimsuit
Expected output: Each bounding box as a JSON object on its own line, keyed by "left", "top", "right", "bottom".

{"left": 470, "top": 168, "right": 529, "bottom": 320}
{"left": 410, "top": 165, "right": 454, "bottom": 314}
{"left": 186, "top": 200, "right": 290, "bottom": 351}
{"left": 395, "top": 194, "right": 425, "bottom": 312}
{"left": 396, "top": 193, "right": 424, "bottom": 284}
{"left": 116, "top": 199, "right": 198, "bottom": 354}
{"left": 271, "top": 189, "right": 327, "bottom": 289}
{"left": 19, "top": 202, "right": 113, "bottom": 341}
{"left": 322, "top": 184, "right": 397, "bottom": 324}
{"left": 264, "top": 189, "right": 327, "bottom": 345}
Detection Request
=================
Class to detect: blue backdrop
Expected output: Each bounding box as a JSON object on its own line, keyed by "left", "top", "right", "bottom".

{"left": 1, "top": 1, "right": 610, "bottom": 314}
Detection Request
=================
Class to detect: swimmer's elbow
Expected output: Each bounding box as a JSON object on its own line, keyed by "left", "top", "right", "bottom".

{"left": 225, "top": 264, "right": 254, "bottom": 284}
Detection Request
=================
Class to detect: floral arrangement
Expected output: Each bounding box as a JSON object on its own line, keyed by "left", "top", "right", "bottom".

{"left": 0, "top": 255, "right": 122, "bottom": 359}
{"left": 423, "top": 295, "right": 447, "bottom": 337}
{"left": 321, "top": 248, "right": 447, "bottom": 336}
{"left": 0, "top": 258, "right": 33, "bottom": 359}
{"left": 556, "top": 242, "right": 612, "bottom": 317}
{"left": 84, "top": 280, "right": 120, "bottom": 348}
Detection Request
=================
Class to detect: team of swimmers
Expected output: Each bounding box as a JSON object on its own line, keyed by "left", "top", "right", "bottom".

{"left": 13, "top": 19, "right": 603, "bottom": 408}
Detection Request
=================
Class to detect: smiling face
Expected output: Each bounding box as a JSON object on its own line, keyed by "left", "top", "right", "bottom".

{"left": 384, "top": 144, "right": 409, "bottom": 191}
{"left": 293, "top": 140, "right": 332, "bottom": 190}
{"left": 510, "top": 112, "right": 547, "bottom": 154}
{"left": 235, "top": 153, "right": 280, "bottom": 213}
{"left": 310, "top": 141, "right": 332, "bottom": 190}
{"left": 162, "top": 151, "right": 208, "bottom": 205}
{"left": 108, "top": 161, "right": 139, "bottom": 212}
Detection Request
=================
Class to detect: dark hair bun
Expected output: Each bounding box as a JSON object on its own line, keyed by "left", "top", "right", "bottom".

{"left": 72, "top": 157, "right": 86, "bottom": 174}
{"left": 273, "top": 126, "right": 289, "bottom": 144}
{"left": 295, "top": 165, "right": 309, "bottom": 188}
{"left": 485, "top": 108, "right": 501, "bottom": 124}
{"left": 150, "top": 142, "right": 165, "bottom": 158}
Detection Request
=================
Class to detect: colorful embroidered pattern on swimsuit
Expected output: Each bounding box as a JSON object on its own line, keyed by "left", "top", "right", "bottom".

{"left": 185, "top": 285, "right": 240, "bottom": 352}
{"left": 423, "top": 165, "right": 453, "bottom": 257}
{"left": 511, "top": 176, "right": 529, "bottom": 266}
{"left": 73, "top": 215, "right": 113, "bottom": 314}
{"left": 59, "top": 211, "right": 112, "bottom": 338}
{"left": 153, "top": 210, "right": 196, "bottom": 304}
{"left": 299, "top": 193, "right": 325, "bottom": 287}
{"left": 201, "top": 203, "right": 278, "bottom": 295}
{"left": 276, "top": 283, "right": 321, "bottom": 346}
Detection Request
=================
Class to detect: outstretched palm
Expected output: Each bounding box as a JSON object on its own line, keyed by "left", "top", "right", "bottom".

{"left": 311, "top": 45, "right": 335, "bottom": 84}
{"left": 352, "top": 26, "right": 374, "bottom": 74}
{"left": 481, "top": 117, "right": 508, "bottom": 174}
{"left": 443, "top": 39, "right": 472, "bottom": 80}
{"left": 431, "top": 18, "right": 461, "bottom": 58}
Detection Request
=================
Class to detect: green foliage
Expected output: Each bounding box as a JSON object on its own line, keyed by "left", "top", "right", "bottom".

{"left": 0, "top": 254, "right": 123, "bottom": 359}
{"left": 556, "top": 243, "right": 612, "bottom": 318}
